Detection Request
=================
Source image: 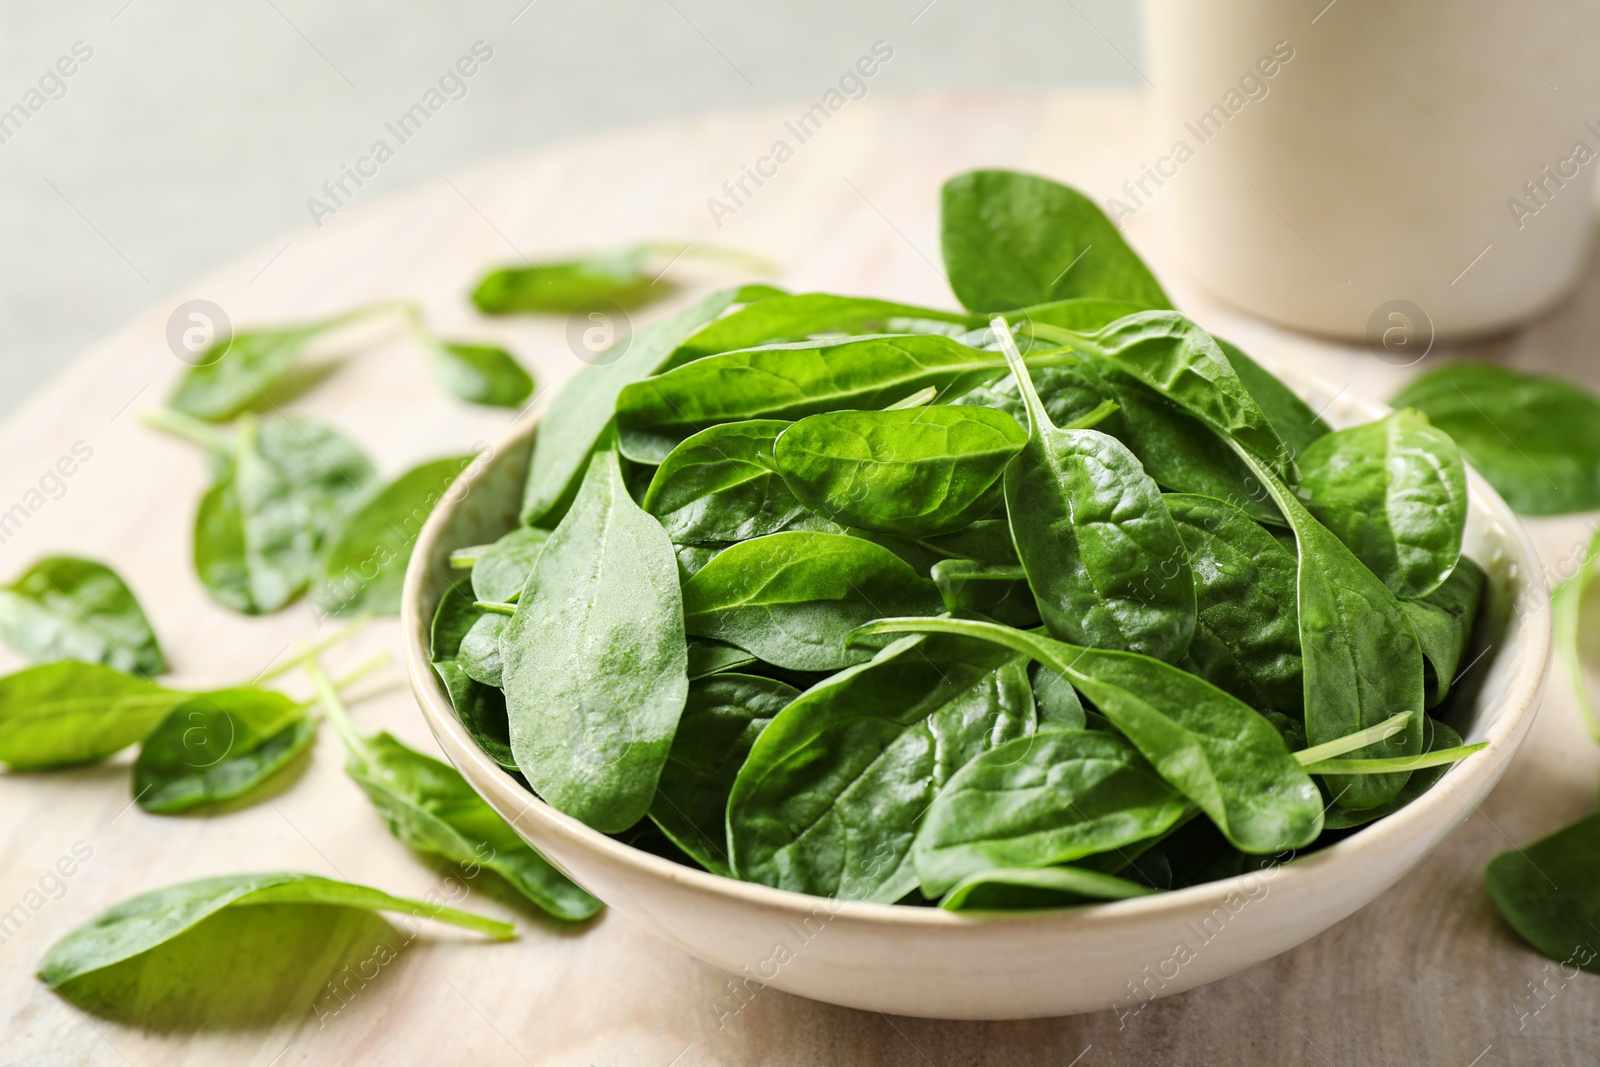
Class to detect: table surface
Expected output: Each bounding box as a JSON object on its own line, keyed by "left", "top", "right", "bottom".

{"left": 2, "top": 88, "right": 1598, "bottom": 1067}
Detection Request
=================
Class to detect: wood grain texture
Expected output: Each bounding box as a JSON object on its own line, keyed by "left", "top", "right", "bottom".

{"left": 1, "top": 89, "right": 1597, "bottom": 1066}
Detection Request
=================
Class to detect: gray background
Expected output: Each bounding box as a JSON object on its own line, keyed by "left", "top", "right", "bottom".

{"left": 0, "top": 1, "right": 1140, "bottom": 415}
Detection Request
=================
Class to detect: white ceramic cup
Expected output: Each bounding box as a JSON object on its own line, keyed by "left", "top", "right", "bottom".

{"left": 1141, "top": 0, "right": 1600, "bottom": 344}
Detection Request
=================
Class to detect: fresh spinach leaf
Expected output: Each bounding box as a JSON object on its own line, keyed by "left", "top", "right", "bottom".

{"left": 1228, "top": 445, "right": 1426, "bottom": 809}
{"left": 917, "top": 518, "right": 1019, "bottom": 565}
{"left": 912, "top": 729, "right": 1189, "bottom": 896}
{"left": 471, "top": 247, "right": 670, "bottom": 314}
{"left": 308, "top": 663, "right": 600, "bottom": 921}
{"left": 429, "top": 580, "right": 515, "bottom": 769}
{"left": 133, "top": 689, "right": 314, "bottom": 814}
{"left": 1391, "top": 363, "right": 1600, "bottom": 515}
{"left": 727, "top": 633, "right": 1034, "bottom": 901}
{"left": 649, "top": 673, "right": 799, "bottom": 875}
{"left": 168, "top": 305, "right": 390, "bottom": 423}
{"left": 1401, "top": 556, "right": 1487, "bottom": 709}
{"left": 1323, "top": 719, "right": 1464, "bottom": 829}
{"left": 37, "top": 872, "right": 514, "bottom": 994}
{"left": 1296, "top": 410, "right": 1467, "bottom": 599}
{"left": 1215, "top": 338, "right": 1330, "bottom": 461}
{"left": 1165, "top": 493, "right": 1302, "bottom": 716}
{"left": 667, "top": 292, "right": 971, "bottom": 368}
{"left": 312, "top": 455, "right": 473, "bottom": 617}
{"left": 939, "top": 169, "right": 1170, "bottom": 313}
{"left": 501, "top": 444, "right": 688, "bottom": 833}
{"left": 427, "top": 339, "right": 534, "bottom": 408}
{"left": 1030, "top": 662, "right": 1086, "bottom": 729}
{"left": 939, "top": 865, "right": 1158, "bottom": 910}
{"left": 0, "top": 662, "right": 188, "bottom": 770}
{"left": 470, "top": 526, "right": 549, "bottom": 604}
{"left": 685, "top": 638, "right": 757, "bottom": 680}
{"left": 459, "top": 612, "right": 505, "bottom": 688}
{"left": 681, "top": 531, "right": 943, "bottom": 671}
{"left": 771, "top": 406, "right": 1027, "bottom": 537}
{"left": 185, "top": 415, "right": 378, "bottom": 615}
{"left": 642, "top": 420, "right": 840, "bottom": 544}
{"left": 855, "top": 617, "right": 1324, "bottom": 855}
{"left": 930, "top": 559, "right": 1041, "bottom": 629}
{"left": 996, "top": 328, "right": 1195, "bottom": 662}
{"left": 521, "top": 287, "right": 767, "bottom": 526}
{"left": 1485, "top": 812, "right": 1600, "bottom": 973}
{"left": 0, "top": 556, "right": 165, "bottom": 676}
{"left": 615, "top": 333, "right": 1024, "bottom": 462}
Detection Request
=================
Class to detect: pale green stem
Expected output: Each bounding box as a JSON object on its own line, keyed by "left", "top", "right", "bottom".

{"left": 1303, "top": 743, "right": 1486, "bottom": 776}
{"left": 474, "top": 601, "right": 516, "bottom": 616}
{"left": 303, "top": 652, "right": 368, "bottom": 762}
{"left": 255, "top": 615, "right": 374, "bottom": 684}
{"left": 1294, "top": 712, "right": 1412, "bottom": 765}
{"left": 139, "top": 407, "right": 228, "bottom": 451}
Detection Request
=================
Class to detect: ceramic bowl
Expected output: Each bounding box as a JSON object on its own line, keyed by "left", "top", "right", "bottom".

{"left": 400, "top": 364, "right": 1550, "bottom": 1020}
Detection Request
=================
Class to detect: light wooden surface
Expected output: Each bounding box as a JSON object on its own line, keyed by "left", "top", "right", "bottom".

{"left": 2, "top": 89, "right": 1598, "bottom": 1066}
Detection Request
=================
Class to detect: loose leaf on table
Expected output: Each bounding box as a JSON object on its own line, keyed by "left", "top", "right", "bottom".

{"left": 1228, "top": 443, "right": 1426, "bottom": 809}
{"left": 1296, "top": 410, "right": 1467, "bottom": 599}
{"left": 912, "top": 730, "right": 1189, "bottom": 896}
{"left": 1401, "top": 556, "right": 1487, "bottom": 709}
{"left": 1165, "top": 493, "right": 1302, "bottom": 716}
{"left": 939, "top": 169, "right": 1171, "bottom": 313}
{"left": 168, "top": 304, "right": 390, "bottom": 423}
{"left": 469, "top": 525, "right": 550, "bottom": 604}
{"left": 1391, "top": 362, "right": 1600, "bottom": 515}
{"left": 685, "top": 638, "right": 756, "bottom": 680}
{"left": 38, "top": 872, "right": 514, "bottom": 992}
{"left": 1214, "top": 338, "right": 1330, "bottom": 462}
{"left": 995, "top": 325, "right": 1195, "bottom": 662}
{"left": 427, "top": 339, "right": 534, "bottom": 408}
{"left": 501, "top": 444, "right": 688, "bottom": 833}
{"left": 1323, "top": 719, "right": 1466, "bottom": 829}
{"left": 615, "top": 333, "right": 1028, "bottom": 462}
{"left": 459, "top": 612, "right": 506, "bottom": 688}
{"left": 471, "top": 246, "right": 668, "bottom": 314}
{"left": 1485, "top": 813, "right": 1600, "bottom": 974}
{"left": 429, "top": 580, "right": 515, "bottom": 769}
{"left": 133, "top": 688, "right": 314, "bottom": 814}
{"left": 0, "top": 662, "right": 188, "bottom": 770}
{"left": 666, "top": 292, "right": 972, "bottom": 369}
{"left": 308, "top": 663, "right": 601, "bottom": 921}
{"left": 312, "top": 454, "right": 474, "bottom": 617}
{"left": 681, "top": 531, "right": 943, "bottom": 672}
{"left": 771, "top": 406, "right": 1027, "bottom": 538}
{"left": 727, "top": 633, "right": 1034, "bottom": 902}
{"left": 930, "top": 559, "right": 1041, "bottom": 629}
{"left": 939, "top": 865, "right": 1159, "bottom": 911}
{"left": 0, "top": 556, "right": 165, "bottom": 675}
{"left": 649, "top": 673, "right": 799, "bottom": 874}
{"left": 642, "top": 420, "right": 840, "bottom": 544}
{"left": 854, "top": 617, "right": 1324, "bottom": 855}
{"left": 1553, "top": 528, "right": 1600, "bottom": 741}
{"left": 184, "top": 414, "right": 378, "bottom": 615}
{"left": 521, "top": 286, "right": 769, "bottom": 525}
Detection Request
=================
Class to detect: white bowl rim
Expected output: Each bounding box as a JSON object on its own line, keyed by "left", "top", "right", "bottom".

{"left": 401, "top": 357, "right": 1552, "bottom": 931}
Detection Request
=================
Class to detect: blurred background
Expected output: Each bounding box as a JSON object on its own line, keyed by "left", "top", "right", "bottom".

{"left": 0, "top": 1, "right": 1140, "bottom": 416}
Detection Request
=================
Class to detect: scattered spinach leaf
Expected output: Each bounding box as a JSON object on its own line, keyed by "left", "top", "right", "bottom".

{"left": 1485, "top": 813, "right": 1600, "bottom": 973}
{"left": 0, "top": 556, "right": 165, "bottom": 676}
{"left": 133, "top": 689, "right": 314, "bottom": 814}
{"left": 0, "top": 662, "right": 188, "bottom": 770}
{"left": 428, "top": 339, "right": 534, "bottom": 408}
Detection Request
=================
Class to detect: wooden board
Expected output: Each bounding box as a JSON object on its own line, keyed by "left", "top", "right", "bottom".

{"left": 2, "top": 88, "right": 1598, "bottom": 1066}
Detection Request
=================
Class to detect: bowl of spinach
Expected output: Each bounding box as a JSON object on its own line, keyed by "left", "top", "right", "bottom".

{"left": 399, "top": 170, "right": 1550, "bottom": 1020}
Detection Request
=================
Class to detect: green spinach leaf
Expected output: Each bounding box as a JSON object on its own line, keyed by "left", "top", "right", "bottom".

{"left": 312, "top": 455, "right": 473, "bottom": 617}
{"left": 308, "top": 663, "right": 600, "bottom": 921}
{"left": 38, "top": 872, "right": 513, "bottom": 993}
{"left": 1391, "top": 363, "right": 1600, "bottom": 515}
{"left": 855, "top": 617, "right": 1324, "bottom": 855}
{"left": 913, "top": 729, "right": 1189, "bottom": 896}
{"left": 459, "top": 612, "right": 505, "bottom": 688}
{"left": 1324, "top": 719, "right": 1464, "bottom": 829}
{"left": 133, "top": 689, "right": 314, "bottom": 814}
{"left": 771, "top": 406, "right": 1026, "bottom": 537}
{"left": 681, "top": 531, "right": 943, "bottom": 671}
{"left": 0, "top": 556, "right": 165, "bottom": 676}
{"left": 1215, "top": 337, "right": 1329, "bottom": 461}
{"left": 0, "top": 662, "right": 188, "bottom": 770}
{"left": 939, "top": 865, "right": 1157, "bottom": 910}
{"left": 469, "top": 526, "right": 549, "bottom": 604}
{"left": 427, "top": 339, "right": 533, "bottom": 408}
{"left": 1296, "top": 410, "right": 1467, "bottom": 599}
{"left": 1166, "top": 493, "right": 1302, "bottom": 715}
{"left": 429, "top": 580, "right": 515, "bottom": 769}
{"left": 667, "top": 292, "right": 970, "bottom": 368}
{"left": 501, "top": 444, "right": 688, "bottom": 833}
{"left": 939, "top": 169, "right": 1170, "bottom": 313}
{"left": 997, "top": 328, "right": 1195, "bottom": 662}
{"left": 930, "top": 559, "right": 1041, "bottom": 628}
{"left": 685, "top": 638, "right": 757, "bottom": 680}
{"left": 1485, "top": 812, "right": 1600, "bottom": 973}
{"left": 649, "top": 673, "right": 799, "bottom": 874}
{"left": 1401, "top": 556, "right": 1487, "bottom": 709}
{"left": 727, "top": 633, "right": 1034, "bottom": 901}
